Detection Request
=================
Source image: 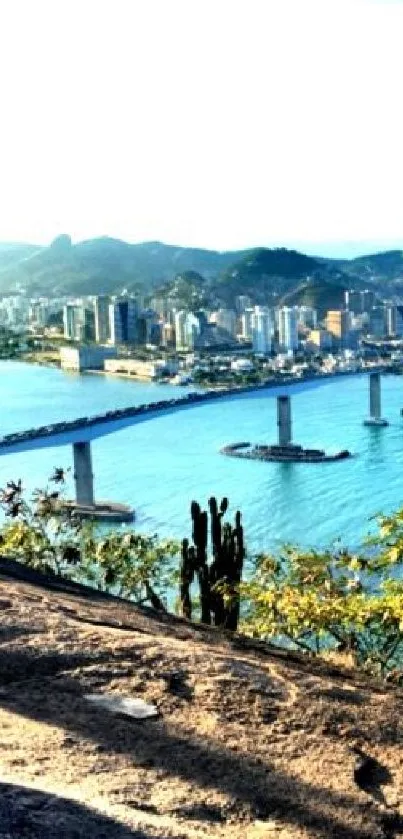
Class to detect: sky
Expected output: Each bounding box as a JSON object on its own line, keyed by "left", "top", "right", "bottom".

{"left": 0, "top": 0, "right": 402, "bottom": 257}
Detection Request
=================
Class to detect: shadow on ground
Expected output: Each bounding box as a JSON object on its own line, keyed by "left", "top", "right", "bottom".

{"left": 0, "top": 781, "right": 167, "bottom": 838}
{"left": 0, "top": 644, "right": 396, "bottom": 839}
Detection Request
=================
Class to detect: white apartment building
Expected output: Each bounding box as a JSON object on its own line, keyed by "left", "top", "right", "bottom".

{"left": 174, "top": 311, "right": 201, "bottom": 350}
{"left": 251, "top": 307, "right": 272, "bottom": 354}
{"left": 240, "top": 308, "right": 255, "bottom": 341}
{"left": 278, "top": 306, "right": 298, "bottom": 352}
{"left": 63, "top": 303, "right": 86, "bottom": 341}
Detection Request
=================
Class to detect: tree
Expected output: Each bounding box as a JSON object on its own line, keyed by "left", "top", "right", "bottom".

{"left": 240, "top": 512, "right": 403, "bottom": 676}
{"left": 0, "top": 473, "right": 179, "bottom": 609}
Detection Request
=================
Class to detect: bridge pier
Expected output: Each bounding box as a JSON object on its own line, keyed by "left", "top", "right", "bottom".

{"left": 277, "top": 395, "right": 292, "bottom": 446}
{"left": 363, "top": 372, "right": 388, "bottom": 427}
{"left": 73, "top": 442, "right": 94, "bottom": 506}
{"left": 65, "top": 440, "right": 134, "bottom": 522}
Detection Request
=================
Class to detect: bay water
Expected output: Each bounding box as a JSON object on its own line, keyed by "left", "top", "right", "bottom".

{"left": 1, "top": 360, "right": 403, "bottom": 554}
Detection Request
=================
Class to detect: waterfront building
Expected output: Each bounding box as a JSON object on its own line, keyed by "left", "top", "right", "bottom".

{"left": 60, "top": 345, "right": 117, "bottom": 371}
{"left": 368, "top": 305, "right": 387, "bottom": 338}
{"left": 136, "top": 311, "right": 162, "bottom": 345}
{"left": 104, "top": 357, "right": 178, "bottom": 379}
{"left": 278, "top": 306, "right": 298, "bottom": 352}
{"left": 385, "top": 304, "right": 403, "bottom": 337}
{"left": 63, "top": 303, "right": 86, "bottom": 341}
{"left": 109, "top": 298, "right": 139, "bottom": 345}
{"left": 174, "top": 310, "right": 202, "bottom": 350}
{"left": 325, "top": 309, "right": 350, "bottom": 347}
{"left": 94, "top": 296, "right": 111, "bottom": 343}
{"left": 251, "top": 307, "right": 272, "bottom": 354}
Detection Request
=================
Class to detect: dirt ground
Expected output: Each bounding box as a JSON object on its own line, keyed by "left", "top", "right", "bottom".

{"left": 0, "top": 559, "right": 402, "bottom": 838}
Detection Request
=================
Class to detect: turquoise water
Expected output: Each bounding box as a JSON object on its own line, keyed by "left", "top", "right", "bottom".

{"left": 1, "top": 360, "right": 403, "bottom": 553}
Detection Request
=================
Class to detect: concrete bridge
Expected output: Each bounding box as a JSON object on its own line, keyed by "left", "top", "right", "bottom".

{"left": 0, "top": 383, "right": 273, "bottom": 519}
{"left": 0, "top": 372, "right": 389, "bottom": 520}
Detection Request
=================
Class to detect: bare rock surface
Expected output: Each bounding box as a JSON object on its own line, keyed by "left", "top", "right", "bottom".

{"left": 0, "top": 560, "right": 402, "bottom": 838}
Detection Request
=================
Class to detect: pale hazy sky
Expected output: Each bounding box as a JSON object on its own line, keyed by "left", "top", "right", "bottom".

{"left": 0, "top": 0, "right": 402, "bottom": 255}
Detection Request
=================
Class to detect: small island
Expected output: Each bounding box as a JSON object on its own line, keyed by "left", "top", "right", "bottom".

{"left": 220, "top": 393, "right": 352, "bottom": 464}
{"left": 220, "top": 441, "right": 351, "bottom": 463}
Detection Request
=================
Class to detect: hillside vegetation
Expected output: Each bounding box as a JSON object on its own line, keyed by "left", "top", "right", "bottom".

{"left": 0, "top": 235, "right": 402, "bottom": 303}
{"left": 280, "top": 278, "right": 347, "bottom": 317}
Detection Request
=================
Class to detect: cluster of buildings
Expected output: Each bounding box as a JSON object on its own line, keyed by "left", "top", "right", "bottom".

{"left": 2, "top": 286, "right": 403, "bottom": 367}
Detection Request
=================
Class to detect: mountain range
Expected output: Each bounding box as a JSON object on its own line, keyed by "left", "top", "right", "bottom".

{"left": 0, "top": 235, "right": 402, "bottom": 314}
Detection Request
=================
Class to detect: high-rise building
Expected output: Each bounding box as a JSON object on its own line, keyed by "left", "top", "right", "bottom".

{"left": 29, "top": 301, "right": 50, "bottom": 328}
{"left": 345, "top": 290, "right": 363, "bottom": 315}
{"left": 94, "top": 296, "right": 111, "bottom": 343}
{"left": 109, "top": 298, "right": 139, "bottom": 344}
{"left": 361, "top": 290, "right": 376, "bottom": 313}
{"left": 240, "top": 308, "right": 255, "bottom": 342}
{"left": 251, "top": 307, "right": 272, "bottom": 354}
{"left": 174, "top": 310, "right": 187, "bottom": 350}
{"left": 385, "top": 305, "right": 403, "bottom": 337}
{"left": 63, "top": 303, "right": 86, "bottom": 341}
{"left": 210, "top": 309, "right": 237, "bottom": 338}
{"left": 235, "top": 295, "right": 251, "bottom": 314}
{"left": 345, "top": 289, "right": 376, "bottom": 315}
{"left": 306, "top": 329, "right": 333, "bottom": 350}
{"left": 368, "top": 306, "right": 386, "bottom": 338}
{"left": 151, "top": 296, "right": 170, "bottom": 320}
{"left": 325, "top": 309, "right": 350, "bottom": 345}
{"left": 296, "top": 306, "right": 317, "bottom": 330}
{"left": 278, "top": 307, "right": 298, "bottom": 352}
{"left": 174, "top": 310, "right": 202, "bottom": 350}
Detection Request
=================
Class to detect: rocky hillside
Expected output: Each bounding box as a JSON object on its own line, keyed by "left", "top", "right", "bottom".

{"left": 0, "top": 557, "right": 402, "bottom": 839}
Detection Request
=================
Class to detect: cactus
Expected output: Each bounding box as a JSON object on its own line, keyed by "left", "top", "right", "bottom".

{"left": 180, "top": 538, "right": 193, "bottom": 620}
{"left": 182, "top": 496, "right": 245, "bottom": 630}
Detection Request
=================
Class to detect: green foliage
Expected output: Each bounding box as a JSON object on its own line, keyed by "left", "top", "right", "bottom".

{"left": 240, "top": 512, "right": 403, "bottom": 675}
{"left": 280, "top": 277, "right": 346, "bottom": 319}
{"left": 0, "top": 473, "right": 179, "bottom": 609}
{"left": 4, "top": 469, "right": 403, "bottom": 677}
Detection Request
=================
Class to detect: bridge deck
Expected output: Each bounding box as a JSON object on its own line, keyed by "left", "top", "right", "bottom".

{"left": 0, "top": 385, "right": 271, "bottom": 456}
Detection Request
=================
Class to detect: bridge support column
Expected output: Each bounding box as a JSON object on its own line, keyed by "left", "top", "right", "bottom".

{"left": 73, "top": 442, "right": 94, "bottom": 506}
{"left": 277, "top": 395, "right": 292, "bottom": 446}
{"left": 364, "top": 372, "right": 388, "bottom": 427}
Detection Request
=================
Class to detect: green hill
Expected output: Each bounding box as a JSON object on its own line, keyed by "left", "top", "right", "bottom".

{"left": 0, "top": 235, "right": 401, "bottom": 303}
{"left": 280, "top": 278, "right": 347, "bottom": 318}
{"left": 215, "top": 248, "right": 320, "bottom": 304}
{"left": 0, "top": 237, "right": 249, "bottom": 297}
